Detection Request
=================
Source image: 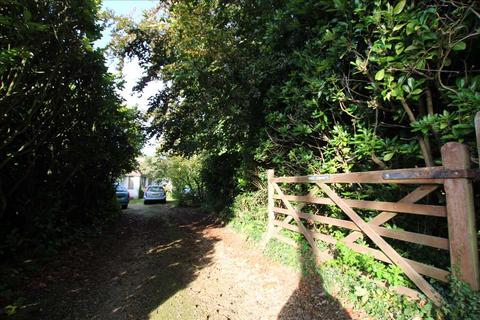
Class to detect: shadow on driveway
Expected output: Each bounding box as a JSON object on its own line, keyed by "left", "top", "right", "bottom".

{"left": 277, "top": 247, "right": 353, "bottom": 320}
{"left": 16, "top": 203, "right": 219, "bottom": 320}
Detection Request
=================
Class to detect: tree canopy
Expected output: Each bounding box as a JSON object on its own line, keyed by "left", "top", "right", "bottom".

{"left": 112, "top": 0, "right": 479, "bottom": 208}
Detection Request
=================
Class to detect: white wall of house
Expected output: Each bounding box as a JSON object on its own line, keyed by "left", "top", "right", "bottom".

{"left": 120, "top": 175, "right": 152, "bottom": 199}
{"left": 121, "top": 176, "right": 141, "bottom": 199}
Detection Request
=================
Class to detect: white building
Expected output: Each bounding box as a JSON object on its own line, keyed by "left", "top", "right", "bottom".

{"left": 120, "top": 171, "right": 151, "bottom": 199}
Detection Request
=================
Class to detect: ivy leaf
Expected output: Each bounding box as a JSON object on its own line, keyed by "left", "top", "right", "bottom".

{"left": 452, "top": 41, "right": 466, "bottom": 51}
{"left": 393, "top": 0, "right": 406, "bottom": 15}
{"left": 375, "top": 69, "right": 385, "bottom": 81}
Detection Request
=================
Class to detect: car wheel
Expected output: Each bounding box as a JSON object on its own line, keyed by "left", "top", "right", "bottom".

{"left": 144, "top": 200, "right": 149, "bottom": 205}
{"left": 122, "top": 204, "right": 128, "bottom": 209}
{"left": 162, "top": 199, "right": 167, "bottom": 204}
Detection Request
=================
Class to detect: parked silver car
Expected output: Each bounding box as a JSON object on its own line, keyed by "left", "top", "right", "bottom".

{"left": 144, "top": 185, "right": 167, "bottom": 204}
{"left": 115, "top": 184, "right": 129, "bottom": 209}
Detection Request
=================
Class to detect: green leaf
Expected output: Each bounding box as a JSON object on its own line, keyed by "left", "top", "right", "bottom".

{"left": 394, "top": 43, "right": 404, "bottom": 55}
{"left": 405, "top": 44, "right": 417, "bottom": 52}
{"left": 383, "top": 152, "right": 395, "bottom": 161}
{"left": 406, "top": 22, "right": 416, "bottom": 35}
{"left": 407, "top": 77, "right": 414, "bottom": 89}
{"left": 393, "top": 0, "right": 406, "bottom": 15}
{"left": 392, "top": 23, "right": 406, "bottom": 32}
{"left": 375, "top": 69, "right": 385, "bottom": 81}
{"left": 452, "top": 41, "right": 466, "bottom": 51}
{"left": 415, "top": 59, "right": 426, "bottom": 69}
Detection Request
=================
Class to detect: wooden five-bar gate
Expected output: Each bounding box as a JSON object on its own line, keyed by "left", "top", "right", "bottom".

{"left": 262, "top": 142, "right": 480, "bottom": 305}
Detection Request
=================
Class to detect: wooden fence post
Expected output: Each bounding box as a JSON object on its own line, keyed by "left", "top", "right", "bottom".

{"left": 261, "top": 169, "right": 275, "bottom": 248}
{"left": 441, "top": 142, "right": 480, "bottom": 290}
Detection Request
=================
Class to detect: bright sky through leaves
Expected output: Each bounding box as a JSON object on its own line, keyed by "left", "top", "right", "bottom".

{"left": 99, "top": 0, "right": 161, "bottom": 156}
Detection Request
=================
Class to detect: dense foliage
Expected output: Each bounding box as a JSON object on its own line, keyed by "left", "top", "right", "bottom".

{"left": 112, "top": 0, "right": 480, "bottom": 316}
{"left": 115, "top": 0, "right": 479, "bottom": 199}
{"left": 0, "top": 0, "right": 143, "bottom": 257}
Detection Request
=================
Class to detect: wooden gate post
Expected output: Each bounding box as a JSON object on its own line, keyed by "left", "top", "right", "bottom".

{"left": 261, "top": 169, "right": 275, "bottom": 248}
{"left": 441, "top": 142, "right": 480, "bottom": 290}
{"left": 267, "top": 169, "right": 275, "bottom": 233}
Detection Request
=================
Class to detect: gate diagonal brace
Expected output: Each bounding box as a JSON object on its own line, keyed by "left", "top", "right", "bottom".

{"left": 316, "top": 182, "right": 444, "bottom": 306}
{"left": 268, "top": 186, "right": 320, "bottom": 243}
{"left": 272, "top": 182, "right": 331, "bottom": 263}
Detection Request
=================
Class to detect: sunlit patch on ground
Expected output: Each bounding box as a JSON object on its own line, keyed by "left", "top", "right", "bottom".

{"left": 148, "top": 289, "right": 200, "bottom": 320}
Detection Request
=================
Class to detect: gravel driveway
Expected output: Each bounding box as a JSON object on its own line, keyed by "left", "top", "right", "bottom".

{"left": 14, "top": 203, "right": 367, "bottom": 320}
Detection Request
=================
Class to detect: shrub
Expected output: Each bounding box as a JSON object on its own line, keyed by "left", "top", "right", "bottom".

{"left": 0, "top": 0, "right": 143, "bottom": 258}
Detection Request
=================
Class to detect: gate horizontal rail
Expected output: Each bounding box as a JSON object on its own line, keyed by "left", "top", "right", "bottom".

{"left": 272, "top": 166, "right": 480, "bottom": 184}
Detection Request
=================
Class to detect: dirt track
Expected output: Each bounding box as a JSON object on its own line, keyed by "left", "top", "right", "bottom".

{"left": 14, "top": 204, "right": 367, "bottom": 320}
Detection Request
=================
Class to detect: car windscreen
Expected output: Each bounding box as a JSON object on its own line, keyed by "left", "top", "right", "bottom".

{"left": 116, "top": 185, "right": 127, "bottom": 192}
{"left": 148, "top": 186, "right": 163, "bottom": 192}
